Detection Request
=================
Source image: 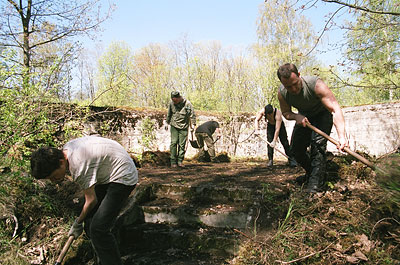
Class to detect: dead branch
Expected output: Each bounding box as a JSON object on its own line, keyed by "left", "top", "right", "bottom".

{"left": 275, "top": 242, "right": 334, "bottom": 264}
{"left": 370, "top": 217, "right": 400, "bottom": 238}
{"left": 322, "top": 0, "right": 400, "bottom": 16}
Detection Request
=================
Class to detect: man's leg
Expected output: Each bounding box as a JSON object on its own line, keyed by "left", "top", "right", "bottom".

{"left": 266, "top": 124, "right": 275, "bottom": 165}
{"left": 177, "top": 128, "right": 188, "bottom": 165}
{"left": 195, "top": 132, "right": 206, "bottom": 160}
{"left": 291, "top": 125, "right": 312, "bottom": 173}
{"left": 203, "top": 134, "right": 216, "bottom": 161}
{"left": 170, "top": 126, "right": 179, "bottom": 166}
{"left": 279, "top": 124, "right": 297, "bottom": 167}
{"left": 89, "top": 183, "right": 135, "bottom": 265}
{"left": 307, "top": 111, "right": 333, "bottom": 192}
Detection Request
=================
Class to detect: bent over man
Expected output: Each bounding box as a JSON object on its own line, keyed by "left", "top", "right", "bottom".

{"left": 31, "top": 136, "right": 138, "bottom": 265}
{"left": 277, "top": 63, "right": 348, "bottom": 193}
{"left": 195, "top": 120, "right": 222, "bottom": 162}
{"left": 255, "top": 104, "right": 296, "bottom": 167}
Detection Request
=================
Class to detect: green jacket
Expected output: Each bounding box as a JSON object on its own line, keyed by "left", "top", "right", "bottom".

{"left": 166, "top": 99, "right": 196, "bottom": 130}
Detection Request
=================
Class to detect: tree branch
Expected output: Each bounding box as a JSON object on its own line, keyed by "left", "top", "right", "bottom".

{"left": 322, "top": 0, "right": 400, "bottom": 16}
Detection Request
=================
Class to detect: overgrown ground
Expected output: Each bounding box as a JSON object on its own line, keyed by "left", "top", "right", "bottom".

{"left": 0, "top": 152, "right": 399, "bottom": 264}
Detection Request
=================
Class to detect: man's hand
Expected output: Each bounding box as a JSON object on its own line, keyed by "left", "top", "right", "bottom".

{"left": 269, "top": 139, "right": 277, "bottom": 148}
{"left": 337, "top": 135, "right": 349, "bottom": 151}
{"left": 295, "top": 115, "right": 308, "bottom": 127}
{"left": 68, "top": 219, "right": 83, "bottom": 238}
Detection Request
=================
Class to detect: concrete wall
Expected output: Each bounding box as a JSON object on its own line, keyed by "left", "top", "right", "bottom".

{"left": 83, "top": 102, "right": 400, "bottom": 159}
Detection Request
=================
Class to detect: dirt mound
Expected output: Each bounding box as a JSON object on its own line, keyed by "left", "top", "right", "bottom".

{"left": 141, "top": 151, "right": 170, "bottom": 167}
{"left": 192, "top": 152, "right": 231, "bottom": 163}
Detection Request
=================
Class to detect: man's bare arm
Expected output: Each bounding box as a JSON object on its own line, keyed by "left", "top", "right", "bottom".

{"left": 315, "top": 79, "right": 348, "bottom": 150}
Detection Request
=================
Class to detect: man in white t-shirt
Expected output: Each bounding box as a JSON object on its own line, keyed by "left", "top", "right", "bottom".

{"left": 31, "top": 136, "right": 139, "bottom": 265}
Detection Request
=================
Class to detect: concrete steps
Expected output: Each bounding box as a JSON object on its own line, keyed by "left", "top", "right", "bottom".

{"left": 121, "top": 182, "right": 261, "bottom": 229}
{"left": 115, "top": 162, "right": 295, "bottom": 264}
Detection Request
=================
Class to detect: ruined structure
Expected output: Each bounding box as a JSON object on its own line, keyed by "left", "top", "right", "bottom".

{"left": 79, "top": 102, "right": 400, "bottom": 159}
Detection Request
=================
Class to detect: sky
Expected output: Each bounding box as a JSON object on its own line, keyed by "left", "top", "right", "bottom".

{"left": 86, "top": 0, "right": 351, "bottom": 66}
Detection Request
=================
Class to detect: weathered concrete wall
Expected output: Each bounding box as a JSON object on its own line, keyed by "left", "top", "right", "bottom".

{"left": 82, "top": 102, "right": 400, "bottom": 159}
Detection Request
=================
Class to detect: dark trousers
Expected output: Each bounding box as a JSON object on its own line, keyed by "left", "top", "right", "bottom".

{"left": 84, "top": 182, "right": 135, "bottom": 265}
{"left": 290, "top": 109, "right": 333, "bottom": 186}
{"left": 267, "top": 122, "right": 292, "bottom": 161}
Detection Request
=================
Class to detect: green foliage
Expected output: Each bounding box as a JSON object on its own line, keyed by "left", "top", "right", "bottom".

{"left": 95, "top": 41, "right": 135, "bottom": 107}
{"left": 344, "top": 0, "right": 400, "bottom": 103}
{"left": 140, "top": 117, "right": 157, "bottom": 151}
{"left": 253, "top": 0, "right": 321, "bottom": 109}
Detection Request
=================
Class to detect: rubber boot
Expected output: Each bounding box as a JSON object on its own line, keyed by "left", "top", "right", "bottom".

{"left": 306, "top": 174, "right": 320, "bottom": 193}
{"left": 288, "top": 157, "right": 297, "bottom": 167}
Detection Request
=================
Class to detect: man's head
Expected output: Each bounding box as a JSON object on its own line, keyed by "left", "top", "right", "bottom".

{"left": 277, "top": 63, "right": 302, "bottom": 95}
{"left": 264, "top": 104, "right": 273, "bottom": 115}
{"left": 171, "top": 91, "right": 183, "bottom": 104}
{"left": 31, "top": 147, "right": 67, "bottom": 183}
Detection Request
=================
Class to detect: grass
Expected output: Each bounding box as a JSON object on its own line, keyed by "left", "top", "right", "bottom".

{"left": 230, "top": 156, "right": 400, "bottom": 264}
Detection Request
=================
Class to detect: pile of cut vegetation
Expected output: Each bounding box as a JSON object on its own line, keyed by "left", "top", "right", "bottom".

{"left": 230, "top": 155, "right": 400, "bottom": 264}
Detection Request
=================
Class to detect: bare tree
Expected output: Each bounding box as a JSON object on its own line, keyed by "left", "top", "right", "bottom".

{"left": 0, "top": 0, "right": 113, "bottom": 87}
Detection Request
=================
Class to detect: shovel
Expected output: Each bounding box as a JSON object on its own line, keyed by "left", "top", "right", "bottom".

{"left": 256, "top": 134, "right": 289, "bottom": 159}
{"left": 189, "top": 129, "right": 201, "bottom": 149}
{"left": 306, "top": 122, "right": 388, "bottom": 175}
{"left": 54, "top": 235, "right": 74, "bottom": 265}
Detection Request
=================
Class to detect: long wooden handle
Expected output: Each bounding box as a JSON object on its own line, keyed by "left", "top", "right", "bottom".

{"left": 54, "top": 235, "right": 74, "bottom": 265}
{"left": 306, "top": 123, "right": 375, "bottom": 168}
{"left": 256, "top": 135, "right": 289, "bottom": 159}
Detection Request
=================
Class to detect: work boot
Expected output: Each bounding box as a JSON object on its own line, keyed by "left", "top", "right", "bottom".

{"left": 306, "top": 174, "right": 321, "bottom": 193}
{"left": 211, "top": 157, "right": 218, "bottom": 163}
{"left": 295, "top": 174, "right": 308, "bottom": 185}
{"left": 177, "top": 162, "right": 185, "bottom": 168}
{"left": 288, "top": 157, "right": 297, "bottom": 167}
{"left": 267, "top": 160, "right": 273, "bottom": 167}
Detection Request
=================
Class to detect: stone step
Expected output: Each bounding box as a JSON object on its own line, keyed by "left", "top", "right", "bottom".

{"left": 138, "top": 182, "right": 260, "bottom": 204}
{"left": 119, "top": 223, "right": 240, "bottom": 260}
{"left": 141, "top": 203, "right": 255, "bottom": 228}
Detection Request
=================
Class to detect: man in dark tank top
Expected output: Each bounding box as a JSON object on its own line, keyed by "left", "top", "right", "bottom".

{"left": 255, "top": 104, "right": 296, "bottom": 167}
{"left": 277, "top": 63, "right": 349, "bottom": 193}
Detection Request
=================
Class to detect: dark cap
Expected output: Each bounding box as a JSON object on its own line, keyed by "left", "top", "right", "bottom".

{"left": 171, "top": 91, "right": 181, "bottom": 98}
{"left": 265, "top": 104, "right": 273, "bottom": 114}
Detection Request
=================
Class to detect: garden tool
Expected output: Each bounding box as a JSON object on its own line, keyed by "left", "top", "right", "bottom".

{"left": 306, "top": 122, "right": 390, "bottom": 175}
{"left": 256, "top": 134, "right": 288, "bottom": 159}
{"left": 54, "top": 235, "right": 74, "bottom": 265}
{"left": 189, "top": 128, "right": 201, "bottom": 148}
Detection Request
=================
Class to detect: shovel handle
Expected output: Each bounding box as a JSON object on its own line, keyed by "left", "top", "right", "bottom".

{"left": 306, "top": 123, "right": 375, "bottom": 168}
{"left": 54, "top": 235, "right": 74, "bottom": 265}
{"left": 256, "top": 135, "right": 289, "bottom": 159}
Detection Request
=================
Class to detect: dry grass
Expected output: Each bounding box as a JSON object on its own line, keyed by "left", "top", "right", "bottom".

{"left": 229, "top": 156, "right": 400, "bottom": 264}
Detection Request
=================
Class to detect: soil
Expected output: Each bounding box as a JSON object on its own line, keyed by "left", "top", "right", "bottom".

{"left": 3, "top": 151, "right": 400, "bottom": 264}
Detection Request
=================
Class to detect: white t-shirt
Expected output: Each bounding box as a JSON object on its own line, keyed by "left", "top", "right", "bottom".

{"left": 63, "top": 136, "right": 138, "bottom": 189}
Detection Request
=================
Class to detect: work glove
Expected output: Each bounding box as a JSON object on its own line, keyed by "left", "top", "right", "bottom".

{"left": 270, "top": 140, "right": 277, "bottom": 148}
{"left": 68, "top": 218, "right": 83, "bottom": 238}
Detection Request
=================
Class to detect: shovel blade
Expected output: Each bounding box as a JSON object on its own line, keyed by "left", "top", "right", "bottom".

{"left": 190, "top": 140, "right": 201, "bottom": 149}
